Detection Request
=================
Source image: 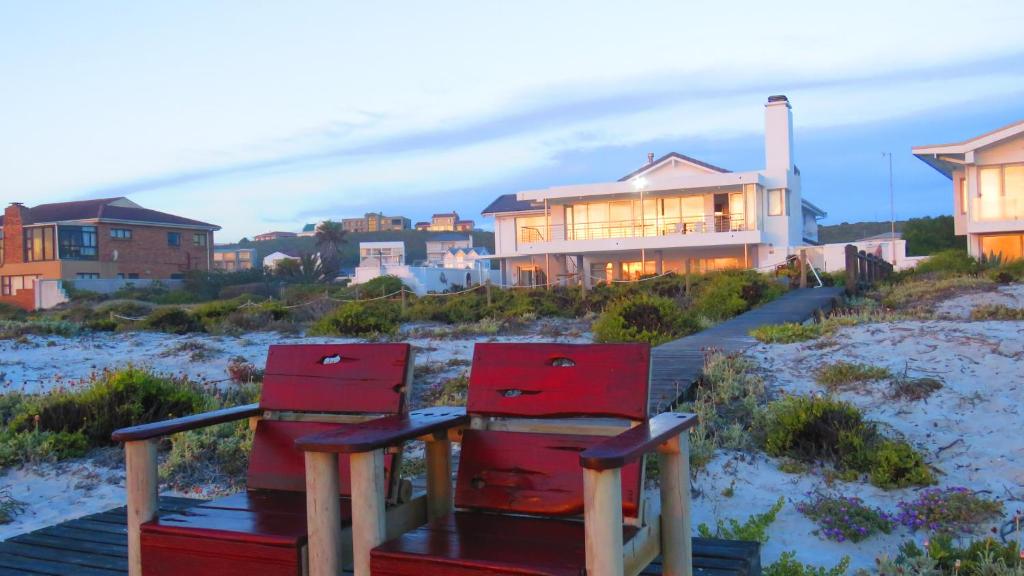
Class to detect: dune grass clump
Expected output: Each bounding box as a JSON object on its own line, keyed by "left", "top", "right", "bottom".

{"left": 593, "top": 294, "right": 700, "bottom": 346}
{"left": 970, "top": 304, "right": 1024, "bottom": 321}
{"left": 814, "top": 361, "right": 892, "bottom": 390}
{"left": 759, "top": 395, "right": 934, "bottom": 489}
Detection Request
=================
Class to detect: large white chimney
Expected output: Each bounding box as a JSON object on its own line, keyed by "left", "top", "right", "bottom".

{"left": 765, "top": 95, "right": 793, "bottom": 175}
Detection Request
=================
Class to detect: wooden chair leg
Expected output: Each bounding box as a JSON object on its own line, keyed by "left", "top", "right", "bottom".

{"left": 350, "top": 449, "right": 386, "bottom": 576}
{"left": 583, "top": 467, "right": 625, "bottom": 576}
{"left": 425, "top": 435, "right": 452, "bottom": 520}
{"left": 125, "top": 439, "right": 158, "bottom": 576}
{"left": 659, "top": 434, "right": 693, "bottom": 576}
{"left": 305, "top": 451, "right": 342, "bottom": 576}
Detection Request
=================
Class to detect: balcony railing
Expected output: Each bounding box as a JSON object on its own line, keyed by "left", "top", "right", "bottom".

{"left": 519, "top": 213, "right": 747, "bottom": 244}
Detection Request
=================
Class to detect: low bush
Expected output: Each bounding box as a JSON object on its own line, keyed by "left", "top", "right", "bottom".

{"left": 894, "top": 487, "right": 1003, "bottom": 535}
{"left": 692, "top": 271, "right": 785, "bottom": 322}
{"left": 0, "top": 429, "right": 89, "bottom": 467}
{"left": 227, "top": 356, "right": 264, "bottom": 384}
{"left": 759, "top": 395, "right": 934, "bottom": 489}
{"left": 309, "top": 300, "right": 401, "bottom": 337}
{"left": 354, "top": 275, "right": 408, "bottom": 298}
{"left": 0, "top": 304, "right": 27, "bottom": 321}
{"left": 160, "top": 419, "right": 253, "bottom": 493}
{"left": 593, "top": 294, "right": 699, "bottom": 346}
{"left": 0, "top": 319, "right": 79, "bottom": 339}
{"left": 750, "top": 322, "right": 826, "bottom": 344}
{"left": 697, "top": 497, "right": 784, "bottom": 543}
{"left": 796, "top": 492, "right": 893, "bottom": 543}
{"left": 879, "top": 535, "right": 1024, "bottom": 576}
{"left": 888, "top": 375, "right": 943, "bottom": 401}
{"left": 10, "top": 367, "right": 209, "bottom": 447}
{"left": 814, "top": 361, "right": 892, "bottom": 390}
{"left": 913, "top": 249, "right": 980, "bottom": 276}
{"left": 764, "top": 552, "right": 851, "bottom": 576}
{"left": 143, "top": 307, "right": 203, "bottom": 334}
{"left": 970, "top": 304, "right": 1024, "bottom": 320}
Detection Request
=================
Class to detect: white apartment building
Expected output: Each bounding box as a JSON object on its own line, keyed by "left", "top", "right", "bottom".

{"left": 482, "top": 95, "right": 826, "bottom": 287}
{"left": 913, "top": 120, "right": 1024, "bottom": 261}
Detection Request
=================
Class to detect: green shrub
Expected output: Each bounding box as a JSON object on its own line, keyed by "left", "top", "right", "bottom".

{"left": 882, "top": 535, "right": 1024, "bottom": 576}
{"left": 421, "top": 374, "right": 469, "bottom": 407}
{"left": 697, "top": 497, "right": 784, "bottom": 543}
{"left": 0, "top": 429, "right": 89, "bottom": 467}
{"left": 913, "top": 249, "right": 979, "bottom": 275}
{"left": 750, "top": 322, "right": 825, "bottom": 344}
{"left": 144, "top": 307, "right": 202, "bottom": 334}
{"left": 970, "top": 304, "right": 1024, "bottom": 320}
{"left": 764, "top": 552, "right": 851, "bottom": 576}
{"left": 11, "top": 367, "right": 209, "bottom": 447}
{"left": 814, "top": 361, "right": 892, "bottom": 390}
{"left": 355, "top": 275, "right": 408, "bottom": 298}
{"left": 0, "top": 304, "right": 27, "bottom": 321}
{"left": 161, "top": 420, "right": 253, "bottom": 492}
{"left": 0, "top": 319, "right": 79, "bottom": 339}
{"left": 593, "top": 294, "right": 699, "bottom": 346}
{"left": 760, "top": 395, "right": 933, "bottom": 489}
{"left": 692, "top": 271, "right": 783, "bottom": 321}
{"left": 309, "top": 300, "right": 401, "bottom": 337}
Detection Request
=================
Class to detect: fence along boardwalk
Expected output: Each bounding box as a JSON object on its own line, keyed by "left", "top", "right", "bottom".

{"left": 649, "top": 287, "right": 844, "bottom": 412}
{"left": 0, "top": 496, "right": 761, "bottom": 575}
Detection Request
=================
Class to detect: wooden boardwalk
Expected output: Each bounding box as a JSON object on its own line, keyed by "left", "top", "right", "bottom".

{"left": 0, "top": 496, "right": 761, "bottom": 575}
{"left": 649, "top": 287, "right": 844, "bottom": 412}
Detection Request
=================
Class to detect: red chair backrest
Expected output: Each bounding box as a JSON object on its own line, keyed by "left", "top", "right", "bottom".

{"left": 456, "top": 343, "right": 650, "bottom": 519}
{"left": 247, "top": 343, "right": 411, "bottom": 496}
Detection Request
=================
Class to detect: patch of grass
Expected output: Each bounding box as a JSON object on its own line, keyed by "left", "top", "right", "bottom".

{"left": 309, "top": 300, "right": 401, "bottom": 337}
{"left": 143, "top": 307, "right": 203, "bottom": 334}
{"left": 913, "top": 249, "right": 980, "bottom": 276}
{"left": 421, "top": 373, "right": 469, "bottom": 407}
{"left": 160, "top": 340, "right": 221, "bottom": 362}
{"left": 160, "top": 419, "right": 253, "bottom": 493}
{"left": 878, "top": 275, "right": 992, "bottom": 309}
{"left": 814, "top": 361, "right": 892, "bottom": 390}
{"left": 0, "top": 319, "right": 79, "bottom": 339}
{"left": 750, "top": 322, "right": 825, "bottom": 344}
{"left": 764, "top": 552, "right": 851, "bottom": 576}
{"left": 697, "top": 496, "right": 784, "bottom": 543}
{"left": 0, "top": 429, "right": 89, "bottom": 467}
{"left": 889, "top": 375, "right": 943, "bottom": 401}
{"left": 0, "top": 488, "right": 27, "bottom": 524}
{"left": 970, "top": 304, "right": 1024, "bottom": 320}
{"left": 759, "top": 395, "right": 934, "bottom": 489}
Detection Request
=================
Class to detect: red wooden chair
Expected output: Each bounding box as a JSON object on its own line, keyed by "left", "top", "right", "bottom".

{"left": 111, "top": 343, "right": 441, "bottom": 576}
{"left": 297, "top": 342, "right": 698, "bottom": 576}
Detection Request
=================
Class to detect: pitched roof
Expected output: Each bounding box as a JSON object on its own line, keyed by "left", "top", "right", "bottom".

{"left": 446, "top": 246, "right": 490, "bottom": 256}
{"left": 302, "top": 223, "right": 316, "bottom": 232}
{"left": 3, "top": 196, "right": 219, "bottom": 229}
{"left": 617, "top": 152, "right": 731, "bottom": 182}
{"left": 913, "top": 119, "right": 1024, "bottom": 178}
{"left": 481, "top": 193, "right": 545, "bottom": 215}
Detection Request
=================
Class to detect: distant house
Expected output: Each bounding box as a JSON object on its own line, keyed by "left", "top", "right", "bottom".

{"left": 443, "top": 246, "right": 490, "bottom": 269}
{"left": 263, "top": 250, "right": 301, "bottom": 270}
{"left": 415, "top": 211, "right": 474, "bottom": 232}
{"left": 253, "top": 231, "right": 297, "bottom": 242}
{"left": 298, "top": 223, "right": 318, "bottom": 237}
{"left": 341, "top": 213, "right": 411, "bottom": 233}
{"left": 425, "top": 233, "right": 472, "bottom": 265}
{"left": 213, "top": 247, "right": 257, "bottom": 272}
{"left": 914, "top": 120, "right": 1024, "bottom": 261}
{"left": 1, "top": 197, "right": 219, "bottom": 310}
{"left": 358, "top": 242, "right": 405, "bottom": 268}
{"left": 353, "top": 240, "right": 498, "bottom": 294}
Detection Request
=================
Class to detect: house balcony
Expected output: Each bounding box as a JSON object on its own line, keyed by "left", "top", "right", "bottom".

{"left": 514, "top": 213, "right": 761, "bottom": 256}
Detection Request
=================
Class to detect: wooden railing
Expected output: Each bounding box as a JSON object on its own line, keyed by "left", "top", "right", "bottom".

{"left": 845, "top": 244, "right": 894, "bottom": 294}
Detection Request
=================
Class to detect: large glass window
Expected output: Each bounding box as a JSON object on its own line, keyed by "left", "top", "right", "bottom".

{"left": 167, "top": 232, "right": 181, "bottom": 247}
{"left": 768, "top": 189, "right": 786, "bottom": 216}
{"left": 23, "top": 227, "right": 55, "bottom": 262}
{"left": 959, "top": 177, "right": 967, "bottom": 215}
{"left": 515, "top": 215, "right": 547, "bottom": 244}
{"left": 980, "top": 234, "right": 1023, "bottom": 261}
{"left": 978, "top": 167, "right": 1002, "bottom": 221}
{"left": 58, "top": 226, "right": 98, "bottom": 260}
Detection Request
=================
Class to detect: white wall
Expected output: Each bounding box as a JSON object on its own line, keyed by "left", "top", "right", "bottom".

{"left": 809, "top": 239, "right": 915, "bottom": 273}
{"left": 352, "top": 264, "right": 500, "bottom": 295}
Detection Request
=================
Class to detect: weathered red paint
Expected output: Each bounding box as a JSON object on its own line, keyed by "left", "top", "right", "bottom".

{"left": 467, "top": 342, "right": 650, "bottom": 420}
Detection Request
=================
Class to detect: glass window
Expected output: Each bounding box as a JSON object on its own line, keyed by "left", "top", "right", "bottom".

{"left": 167, "top": 232, "right": 181, "bottom": 247}
{"left": 980, "top": 234, "right": 1023, "bottom": 261}
{"left": 58, "top": 226, "right": 98, "bottom": 260}
{"left": 515, "top": 215, "right": 547, "bottom": 244}
{"left": 110, "top": 228, "right": 132, "bottom": 240}
{"left": 1004, "top": 165, "right": 1024, "bottom": 220}
{"left": 76, "top": 273, "right": 100, "bottom": 279}
{"left": 680, "top": 196, "right": 705, "bottom": 232}
{"left": 23, "top": 227, "right": 55, "bottom": 262}
{"left": 193, "top": 233, "right": 207, "bottom": 247}
{"left": 978, "top": 167, "right": 1002, "bottom": 221}
{"left": 959, "top": 177, "right": 967, "bottom": 215}
{"left": 768, "top": 189, "right": 785, "bottom": 216}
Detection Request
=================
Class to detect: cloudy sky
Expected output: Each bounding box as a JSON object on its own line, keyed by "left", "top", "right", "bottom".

{"left": 2, "top": 1, "right": 1023, "bottom": 241}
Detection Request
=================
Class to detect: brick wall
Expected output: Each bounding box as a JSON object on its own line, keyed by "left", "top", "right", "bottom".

{"left": 96, "top": 224, "right": 213, "bottom": 278}
{"left": 2, "top": 204, "right": 28, "bottom": 265}
{"left": 0, "top": 285, "right": 36, "bottom": 311}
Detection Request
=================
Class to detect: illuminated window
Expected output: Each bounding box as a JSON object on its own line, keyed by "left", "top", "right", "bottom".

{"left": 959, "top": 178, "right": 967, "bottom": 215}
{"left": 768, "top": 189, "right": 787, "bottom": 216}
{"left": 980, "top": 234, "right": 1023, "bottom": 261}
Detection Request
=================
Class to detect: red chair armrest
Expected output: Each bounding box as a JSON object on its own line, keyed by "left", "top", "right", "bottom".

{"left": 579, "top": 412, "right": 698, "bottom": 471}
{"left": 111, "top": 403, "right": 262, "bottom": 443}
{"left": 295, "top": 407, "right": 467, "bottom": 453}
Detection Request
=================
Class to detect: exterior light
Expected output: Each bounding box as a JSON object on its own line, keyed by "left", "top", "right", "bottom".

{"left": 631, "top": 176, "right": 648, "bottom": 191}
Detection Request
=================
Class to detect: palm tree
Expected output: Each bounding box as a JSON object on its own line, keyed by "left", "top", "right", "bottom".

{"left": 315, "top": 221, "right": 346, "bottom": 279}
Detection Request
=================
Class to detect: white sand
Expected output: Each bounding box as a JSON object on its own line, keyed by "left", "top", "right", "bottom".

{"left": 934, "top": 283, "right": 1024, "bottom": 319}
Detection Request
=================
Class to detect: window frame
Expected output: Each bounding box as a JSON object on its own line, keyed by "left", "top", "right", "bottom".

{"left": 767, "top": 188, "right": 787, "bottom": 217}
{"left": 23, "top": 226, "right": 56, "bottom": 262}
{"left": 167, "top": 232, "right": 182, "bottom": 247}
{"left": 192, "top": 232, "right": 207, "bottom": 247}
{"left": 110, "top": 228, "right": 133, "bottom": 240}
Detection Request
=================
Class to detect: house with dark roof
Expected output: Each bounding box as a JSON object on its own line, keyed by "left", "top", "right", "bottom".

{"left": 1, "top": 197, "right": 219, "bottom": 309}
{"left": 480, "top": 96, "right": 827, "bottom": 287}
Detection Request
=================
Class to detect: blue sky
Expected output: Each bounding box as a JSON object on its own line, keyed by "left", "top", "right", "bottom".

{"left": 2, "top": 1, "right": 1023, "bottom": 241}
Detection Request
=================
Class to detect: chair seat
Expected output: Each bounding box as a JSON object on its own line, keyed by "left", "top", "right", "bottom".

{"left": 140, "top": 490, "right": 353, "bottom": 576}
{"left": 371, "top": 511, "right": 639, "bottom": 576}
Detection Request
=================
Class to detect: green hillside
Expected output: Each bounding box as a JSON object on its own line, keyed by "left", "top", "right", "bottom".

{"left": 220, "top": 230, "right": 495, "bottom": 269}
{"left": 818, "top": 220, "right": 906, "bottom": 244}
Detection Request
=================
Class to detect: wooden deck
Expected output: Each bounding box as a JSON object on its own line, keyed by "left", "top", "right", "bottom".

{"left": 0, "top": 496, "right": 761, "bottom": 575}
{"left": 649, "top": 287, "right": 844, "bottom": 412}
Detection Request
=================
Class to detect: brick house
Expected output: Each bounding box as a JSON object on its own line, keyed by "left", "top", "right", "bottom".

{"left": 0, "top": 197, "right": 219, "bottom": 310}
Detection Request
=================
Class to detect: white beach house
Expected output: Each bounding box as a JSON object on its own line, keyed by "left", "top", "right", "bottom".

{"left": 481, "top": 95, "right": 826, "bottom": 287}
{"left": 913, "top": 120, "right": 1024, "bottom": 261}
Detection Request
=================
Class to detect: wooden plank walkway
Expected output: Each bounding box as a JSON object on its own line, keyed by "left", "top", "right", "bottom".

{"left": 649, "top": 287, "right": 844, "bottom": 412}
{"left": 0, "top": 496, "right": 761, "bottom": 575}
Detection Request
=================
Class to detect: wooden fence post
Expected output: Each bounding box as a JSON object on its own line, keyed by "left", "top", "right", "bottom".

{"left": 844, "top": 245, "right": 858, "bottom": 296}
{"left": 126, "top": 440, "right": 158, "bottom": 576}
{"left": 858, "top": 251, "right": 868, "bottom": 291}
{"left": 659, "top": 434, "right": 693, "bottom": 576}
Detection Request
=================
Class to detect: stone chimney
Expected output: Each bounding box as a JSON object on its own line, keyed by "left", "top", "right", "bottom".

{"left": 647, "top": 152, "right": 655, "bottom": 165}
{"left": 765, "top": 95, "right": 793, "bottom": 176}
{"left": 3, "top": 203, "right": 30, "bottom": 264}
